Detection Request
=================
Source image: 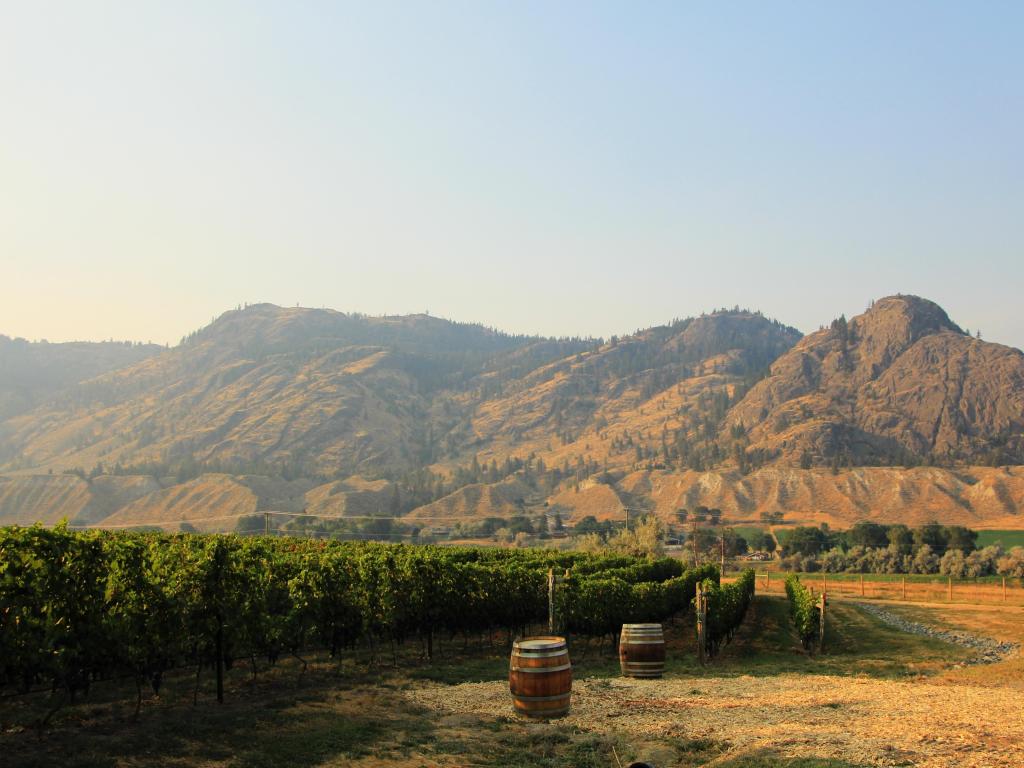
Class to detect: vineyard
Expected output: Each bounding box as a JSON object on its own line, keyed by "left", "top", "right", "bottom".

{"left": 4, "top": 524, "right": 1023, "bottom": 768}
{"left": 0, "top": 524, "right": 720, "bottom": 710}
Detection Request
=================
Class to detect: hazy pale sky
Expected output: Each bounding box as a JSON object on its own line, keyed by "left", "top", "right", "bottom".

{"left": 2, "top": 2, "right": 1022, "bottom": 348}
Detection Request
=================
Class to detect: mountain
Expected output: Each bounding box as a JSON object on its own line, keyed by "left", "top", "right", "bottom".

{"left": 0, "top": 305, "right": 592, "bottom": 477}
{"left": 457, "top": 310, "right": 801, "bottom": 475}
{"left": 725, "top": 296, "right": 1024, "bottom": 467}
{"left": 0, "top": 336, "right": 163, "bottom": 423}
{"left": 1, "top": 297, "right": 1022, "bottom": 532}
{"left": 0, "top": 304, "right": 797, "bottom": 479}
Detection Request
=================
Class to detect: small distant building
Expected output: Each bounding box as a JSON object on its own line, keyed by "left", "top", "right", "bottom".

{"left": 544, "top": 510, "right": 567, "bottom": 535}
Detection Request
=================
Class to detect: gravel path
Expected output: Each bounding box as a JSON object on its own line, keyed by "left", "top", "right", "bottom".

{"left": 407, "top": 674, "right": 1024, "bottom": 768}
{"left": 853, "top": 602, "right": 1019, "bottom": 665}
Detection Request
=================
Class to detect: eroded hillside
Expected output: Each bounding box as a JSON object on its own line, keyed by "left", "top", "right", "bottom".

{"left": 1, "top": 297, "right": 1022, "bottom": 531}
{"left": 726, "top": 296, "right": 1024, "bottom": 467}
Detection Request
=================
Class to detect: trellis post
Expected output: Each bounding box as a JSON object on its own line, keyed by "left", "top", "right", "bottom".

{"left": 818, "top": 591, "right": 826, "bottom": 653}
{"left": 548, "top": 569, "right": 555, "bottom": 633}
{"left": 696, "top": 582, "right": 706, "bottom": 665}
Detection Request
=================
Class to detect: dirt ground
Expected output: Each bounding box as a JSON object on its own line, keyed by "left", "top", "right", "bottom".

{"left": 403, "top": 598, "right": 1024, "bottom": 768}
{"left": 406, "top": 670, "right": 1024, "bottom": 768}
{"left": 3, "top": 596, "right": 1022, "bottom": 768}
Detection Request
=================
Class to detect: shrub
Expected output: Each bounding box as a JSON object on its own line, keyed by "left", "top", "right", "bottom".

{"left": 996, "top": 547, "right": 1024, "bottom": 578}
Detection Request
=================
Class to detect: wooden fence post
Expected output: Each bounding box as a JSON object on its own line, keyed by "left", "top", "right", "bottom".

{"left": 902, "top": 576, "right": 906, "bottom": 601}
{"left": 818, "top": 592, "right": 826, "bottom": 653}
{"left": 1003, "top": 577, "right": 1007, "bottom": 603}
{"left": 948, "top": 576, "right": 953, "bottom": 602}
{"left": 860, "top": 574, "right": 864, "bottom": 597}
{"left": 548, "top": 569, "right": 555, "bottom": 634}
{"left": 696, "top": 582, "right": 706, "bottom": 665}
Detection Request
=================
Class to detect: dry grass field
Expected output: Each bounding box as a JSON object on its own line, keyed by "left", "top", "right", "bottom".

{"left": 739, "top": 571, "right": 1024, "bottom": 607}
{"left": 874, "top": 601, "right": 1024, "bottom": 690}
{"left": 2, "top": 594, "right": 1021, "bottom": 767}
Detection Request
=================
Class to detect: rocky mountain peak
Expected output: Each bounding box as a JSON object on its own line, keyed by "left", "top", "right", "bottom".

{"left": 850, "top": 295, "right": 964, "bottom": 375}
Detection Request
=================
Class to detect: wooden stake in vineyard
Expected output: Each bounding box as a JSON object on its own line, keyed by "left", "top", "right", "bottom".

{"left": 818, "top": 591, "right": 827, "bottom": 653}
{"left": 547, "top": 568, "right": 572, "bottom": 634}
{"left": 548, "top": 569, "right": 555, "bottom": 633}
{"left": 695, "top": 582, "right": 707, "bottom": 665}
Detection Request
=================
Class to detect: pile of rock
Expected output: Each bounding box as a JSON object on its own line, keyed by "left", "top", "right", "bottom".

{"left": 855, "top": 602, "right": 1019, "bottom": 665}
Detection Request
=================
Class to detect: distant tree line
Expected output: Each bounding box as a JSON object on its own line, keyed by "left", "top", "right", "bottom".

{"left": 778, "top": 521, "right": 1024, "bottom": 577}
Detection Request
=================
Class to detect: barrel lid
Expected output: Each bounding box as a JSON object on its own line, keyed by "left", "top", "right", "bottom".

{"left": 515, "top": 636, "right": 566, "bottom": 650}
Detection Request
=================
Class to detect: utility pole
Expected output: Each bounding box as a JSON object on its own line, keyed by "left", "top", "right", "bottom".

{"left": 691, "top": 518, "right": 699, "bottom": 567}
{"left": 264, "top": 511, "right": 271, "bottom": 537}
{"left": 720, "top": 531, "right": 726, "bottom": 576}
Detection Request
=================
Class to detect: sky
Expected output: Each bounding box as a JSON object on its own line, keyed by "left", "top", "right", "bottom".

{"left": 1, "top": 2, "right": 1022, "bottom": 348}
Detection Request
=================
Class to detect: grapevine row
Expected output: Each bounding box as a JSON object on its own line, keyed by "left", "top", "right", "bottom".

{"left": 0, "top": 525, "right": 713, "bottom": 702}
{"left": 785, "top": 574, "right": 819, "bottom": 650}
{"left": 696, "top": 568, "right": 756, "bottom": 658}
{"left": 557, "top": 564, "right": 719, "bottom": 639}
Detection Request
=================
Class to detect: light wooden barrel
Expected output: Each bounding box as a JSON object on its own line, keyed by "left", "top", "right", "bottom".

{"left": 509, "top": 636, "right": 572, "bottom": 718}
{"left": 619, "top": 623, "right": 665, "bottom": 678}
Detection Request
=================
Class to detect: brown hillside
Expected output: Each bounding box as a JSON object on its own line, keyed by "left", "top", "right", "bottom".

{"left": 0, "top": 305, "right": 587, "bottom": 478}
{"left": 0, "top": 336, "right": 163, "bottom": 425}
{"left": 0, "top": 475, "right": 92, "bottom": 526}
{"left": 101, "top": 474, "right": 259, "bottom": 532}
{"left": 406, "top": 477, "right": 536, "bottom": 523}
{"left": 548, "top": 481, "right": 626, "bottom": 524}
{"left": 461, "top": 311, "right": 800, "bottom": 479}
{"left": 0, "top": 474, "right": 160, "bottom": 526}
{"left": 726, "top": 296, "right": 1024, "bottom": 465}
{"left": 4, "top": 465, "right": 1021, "bottom": 533}
{"left": 622, "top": 466, "right": 1024, "bottom": 529}
{"left": 304, "top": 477, "right": 394, "bottom": 518}
{"left": 1, "top": 298, "right": 1023, "bottom": 533}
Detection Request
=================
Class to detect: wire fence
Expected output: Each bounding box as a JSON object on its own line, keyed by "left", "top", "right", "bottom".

{"left": 729, "top": 571, "right": 1024, "bottom": 607}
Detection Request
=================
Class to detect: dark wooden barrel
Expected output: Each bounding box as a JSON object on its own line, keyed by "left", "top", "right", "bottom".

{"left": 619, "top": 623, "right": 665, "bottom": 678}
{"left": 509, "top": 636, "right": 572, "bottom": 718}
